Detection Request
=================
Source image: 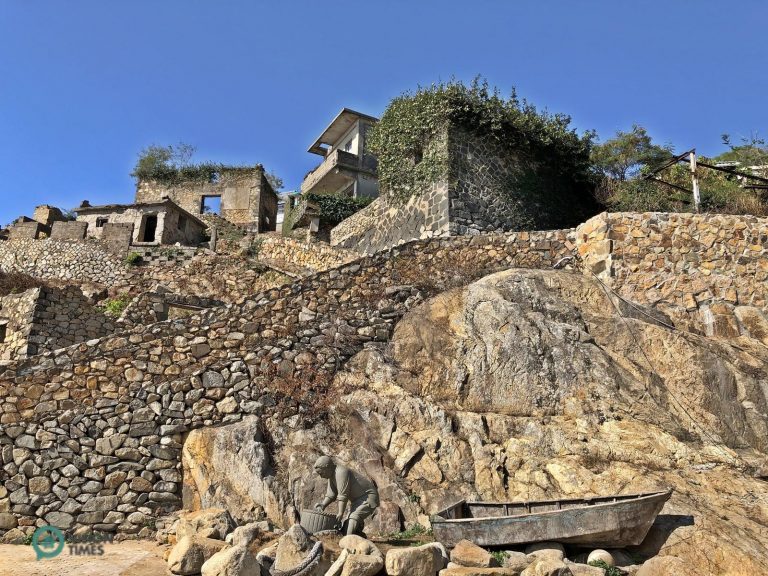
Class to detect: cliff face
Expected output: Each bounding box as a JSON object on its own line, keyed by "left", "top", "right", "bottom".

{"left": 182, "top": 268, "right": 768, "bottom": 575}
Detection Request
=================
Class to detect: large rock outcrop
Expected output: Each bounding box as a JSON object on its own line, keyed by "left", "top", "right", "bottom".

{"left": 181, "top": 269, "right": 768, "bottom": 575}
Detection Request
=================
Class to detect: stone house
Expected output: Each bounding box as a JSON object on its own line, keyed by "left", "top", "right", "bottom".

{"left": 331, "top": 124, "right": 599, "bottom": 255}
{"left": 135, "top": 165, "right": 278, "bottom": 233}
{"left": 75, "top": 199, "right": 207, "bottom": 247}
{"left": 5, "top": 204, "right": 69, "bottom": 239}
{"left": 301, "top": 108, "right": 379, "bottom": 199}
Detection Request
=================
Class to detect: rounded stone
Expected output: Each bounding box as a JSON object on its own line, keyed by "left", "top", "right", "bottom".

{"left": 587, "top": 549, "right": 614, "bottom": 567}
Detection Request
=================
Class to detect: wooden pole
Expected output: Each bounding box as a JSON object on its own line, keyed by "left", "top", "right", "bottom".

{"left": 690, "top": 151, "right": 700, "bottom": 212}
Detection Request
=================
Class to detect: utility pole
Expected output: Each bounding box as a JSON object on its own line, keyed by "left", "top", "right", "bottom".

{"left": 690, "top": 150, "right": 700, "bottom": 212}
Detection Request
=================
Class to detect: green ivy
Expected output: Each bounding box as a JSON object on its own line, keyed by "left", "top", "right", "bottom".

{"left": 304, "top": 193, "right": 373, "bottom": 225}
{"left": 368, "top": 77, "right": 596, "bottom": 203}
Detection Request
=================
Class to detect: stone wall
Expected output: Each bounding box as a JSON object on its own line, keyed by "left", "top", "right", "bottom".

{"left": 0, "top": 289, "right": 38, "bottom": 361}
{"left": 50, "top": 221, "right": 87, "bottom": 241}
{"left": 0, "top": 239, "right": 130, "bottom": 286}
{"left": 0, "top": 229, "right": 575, "bottom": 534}
{"left": 117, "top": 288, "right": 225, "bottom": 330}
{"left": 135, "top": 167, "right": 278, "bottom": 232}
{"left": 101, "top": 223, "right": 134, "bottom": 254}
{"left": 0, "top": 285, "right": 114, "bottom": 361}
{"left": 259, "top": 236, "right": 358, "bottom": 273}
{"left": 331, "top": 126, "right": 597, "bottom": 255}
{"left": 8, "top": 222, "right": 45, "bottom": 240}
{"left": 575, "top": 211, "right": 768, "bottom": 337}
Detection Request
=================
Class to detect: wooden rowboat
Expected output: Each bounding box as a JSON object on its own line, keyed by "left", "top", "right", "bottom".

{"left": 430, "top": 490, "right": 672, "bottom": 548}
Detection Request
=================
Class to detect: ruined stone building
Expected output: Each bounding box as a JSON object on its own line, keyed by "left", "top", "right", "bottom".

{"left": 5, "top": 204, "right": 69, "bottom": 239}
{"left": 75, "top": 199, "right": 207, "bottom": 247}
{"left": 331, "top": 122, "right": 598, "bottom": 254}
{"left": 301, "top": 108, "right": 379, "bottom": 199}
{"left": 135, "top": 165, "right": 278, "bottom": 233}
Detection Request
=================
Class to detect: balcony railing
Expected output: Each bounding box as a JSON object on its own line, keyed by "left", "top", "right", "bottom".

{"left": 301, "top": 149, "right": 367, "bottom": 194}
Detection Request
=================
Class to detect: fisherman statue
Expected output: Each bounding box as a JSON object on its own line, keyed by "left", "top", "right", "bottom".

{"left": 313, "top": 455, "right": 379, "bottom": 535}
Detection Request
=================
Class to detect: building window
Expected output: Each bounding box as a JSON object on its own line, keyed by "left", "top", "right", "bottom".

{"left": 343, "top": 139, "right": 353, "bottom": 153}
{"left": 201, "top": 196, "right": 221, "bottom": 215}
{"left": 95, "top": 217, "right": 108, "bottom": 228}
{"left": 177, "top": 215, "right": 186, "bottom": 231}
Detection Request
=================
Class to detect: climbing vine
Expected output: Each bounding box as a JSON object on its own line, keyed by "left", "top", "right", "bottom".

{"left": 367, "top": 77, "right": 596, "bottom": 203}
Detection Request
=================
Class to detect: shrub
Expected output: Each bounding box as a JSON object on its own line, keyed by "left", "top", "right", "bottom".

{"left": 368, "top": 77, "right": 596, "bottom": 207}
{"left": 304, "top": 193, "right": 373, "bottom": 225}
{"left": 102, "top": 294, "right": 131, "bottom": 317}
{"left": 124, "top": 252, "right": 142, "bottom": 266}
{"left": 588, "top": 559, "right": 623, "bottom": 576}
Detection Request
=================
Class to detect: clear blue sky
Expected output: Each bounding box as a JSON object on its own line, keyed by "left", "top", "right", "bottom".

{"left": 1, "top": 1, "right": 766, "bottom": 225}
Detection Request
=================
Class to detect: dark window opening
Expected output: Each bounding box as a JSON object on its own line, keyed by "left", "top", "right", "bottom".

{"left": 140, "top": 214, "right": 158, "bottom": 242}
{"left": 201, "top": 196, "right": 221, "bottom": 215}
{"left": 0, "top": 322, "right": 7, "bottom": 344}
{"left": 95, "top": 217, "right": 108, "bottom": 228}
{"left": 177, "top": 215, "right": 186, "bottom": 231}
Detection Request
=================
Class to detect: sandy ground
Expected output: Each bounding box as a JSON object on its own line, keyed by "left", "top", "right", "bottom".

{"left": 0, "top": 540, "right": 168, "bottom": 576}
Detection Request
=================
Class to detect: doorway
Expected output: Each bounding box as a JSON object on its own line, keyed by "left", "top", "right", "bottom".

{"left": 139, "top": 214, "right": 158, "bottom": 242}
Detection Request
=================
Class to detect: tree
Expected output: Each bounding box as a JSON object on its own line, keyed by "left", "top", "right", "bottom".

{"left": 591, "top": 125, "right": 673, "bottom": 181}
{"left": 265, "top": 170, "right": 284, "bottom": 191}
{"left": 130, "top": 143, "right": 196, "bottom": 181}
{"left": 716, "top": 132, "right": 768, "bottom": 168}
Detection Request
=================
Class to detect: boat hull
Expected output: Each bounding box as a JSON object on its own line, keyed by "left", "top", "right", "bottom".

{"left": 431, "top": 490, "right": 671, "bottom": 548}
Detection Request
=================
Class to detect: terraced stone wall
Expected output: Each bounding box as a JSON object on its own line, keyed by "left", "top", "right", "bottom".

{"left": 0, "top": 229, "right": 575, "bottom": 535}
{"left": 576, "top": 211, "right": 768, "bottom": 338}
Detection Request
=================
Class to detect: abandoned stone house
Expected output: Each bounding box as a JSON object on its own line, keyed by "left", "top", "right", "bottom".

{"left": 330, "top": 122, "right": 599, "bottom": 254}
{"left": 75, "top": 198, "right": 207, "bottom": 247}
{"left": 135, "top": 165, "right": 278, "bottom": 233}
{"left": 301, "top": 108, "right": 379, "bottom": 199}
{"left": 4, "top": 204, "right": 69, "bottom": 240}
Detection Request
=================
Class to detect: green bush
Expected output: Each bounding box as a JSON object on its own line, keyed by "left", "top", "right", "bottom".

{"left": 102, "top": 294, "right": 131, "bottom": 317}
{"left": 368, "top": 77, "right": 595, "bottom": 205}
{"left": 588, "top": 559, "right": 623, "bottom": 576}
{"left": 124, "top": 252, "right": 142, "bottom": 266}
{"left": 304, "top": 193, "right": 373, "bottom": 225}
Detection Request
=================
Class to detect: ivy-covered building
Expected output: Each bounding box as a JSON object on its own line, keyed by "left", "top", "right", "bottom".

{"left": 330, "top": 82, "right": 599, "bottom": 254}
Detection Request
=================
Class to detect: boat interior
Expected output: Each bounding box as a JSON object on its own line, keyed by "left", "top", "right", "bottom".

{"left": 435, "top": 491, "right": 668, "bottom": 519}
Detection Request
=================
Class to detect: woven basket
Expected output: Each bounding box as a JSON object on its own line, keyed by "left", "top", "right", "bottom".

{"left": 300, "top": 509, "right": 339, "bottom": 534}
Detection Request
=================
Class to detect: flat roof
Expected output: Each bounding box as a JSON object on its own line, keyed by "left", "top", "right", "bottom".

{"left": 75, "top": 199, "right": 207, "bottom": 227}
{"left": 308, "top": 108, "right": 379, "bottom": 156}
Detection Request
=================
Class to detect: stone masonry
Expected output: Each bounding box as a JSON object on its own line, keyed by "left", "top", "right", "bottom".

{"left": 135, "top": 167, "right": 278, "bottom": 233}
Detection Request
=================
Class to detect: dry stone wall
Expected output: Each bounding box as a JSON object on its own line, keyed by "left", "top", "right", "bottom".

{"left": 0, "top": 229, "right": 575, "bottom": 534}
{"left": 576, "top": 212, "right": 768, "bottom": 338}
{"left": 0, "top": 239, "right": 130, "bottom": 286}
{"left": 0, "top": 285, "right": 114, "bottom": 362}
{"left": 258, "top": 236, "right": 358, "bottom": 273}
{"left": 117, "top": 288, "right": 225, "bottom": 330}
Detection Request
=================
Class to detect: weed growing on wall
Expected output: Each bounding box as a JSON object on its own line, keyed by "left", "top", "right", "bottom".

{"left": 368, "top": 77, "right": 595, "bottom": 203}
{"left": 101, "top": 294, "right": 131, "bottom": 317}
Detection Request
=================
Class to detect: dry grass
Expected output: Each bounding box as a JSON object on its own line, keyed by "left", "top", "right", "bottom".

{"left": 0, "top": 271, "right": 45, "bottom": 297}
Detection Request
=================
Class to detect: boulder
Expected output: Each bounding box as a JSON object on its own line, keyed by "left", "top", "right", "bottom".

{"left": 201, "top": 544, "right": 262, "bottom": 576}
{"left": 167, "top": 535, "right": 229, "bottom": 575}
{"left": 439, "top": 568, "right": 523, "bottom": 576}
{"left": 0, "top": 513, "right": 18, "bottom": 530}
{"left": 524, "top": 543, "right": 565, "bottom": 562}
{"left": 521, "top": 559, "right": 573, "bottom": 576}
{"left": 342, "top": 554, "right": 384, "bottom": 576}
{"left": 586, "top": 550, "right": 613, "bottom": 567}
{"left": 563, "top": 561, "right": 603, "bottom": 576}
{"left": 0, "top": 528, "right": 26, "bottom": 544}
{"left": 386, "top": 542, "right": 447, "bottom": 576}
{"left": 450, "top": 539, "right": 498, "bottom": 567}
{"left": 636, "top": 556, "right": 699, "bottom": 576}
{"left": 502, "top": 552, "right": 531, "bottom": 572}
{"left": 335, "top": 534, "right": 384, "bottom": 576}
{"left": 176, "top": 508, "right": 235, "bottom": 540}
{"left": 228, "top": 522, "right": 264, "bottom": 547}
{"left": 364, "top": 500, "right": 402, "bottom": 536}
{"left": 273, "top": 525, "right": 327, "bottom": 575}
